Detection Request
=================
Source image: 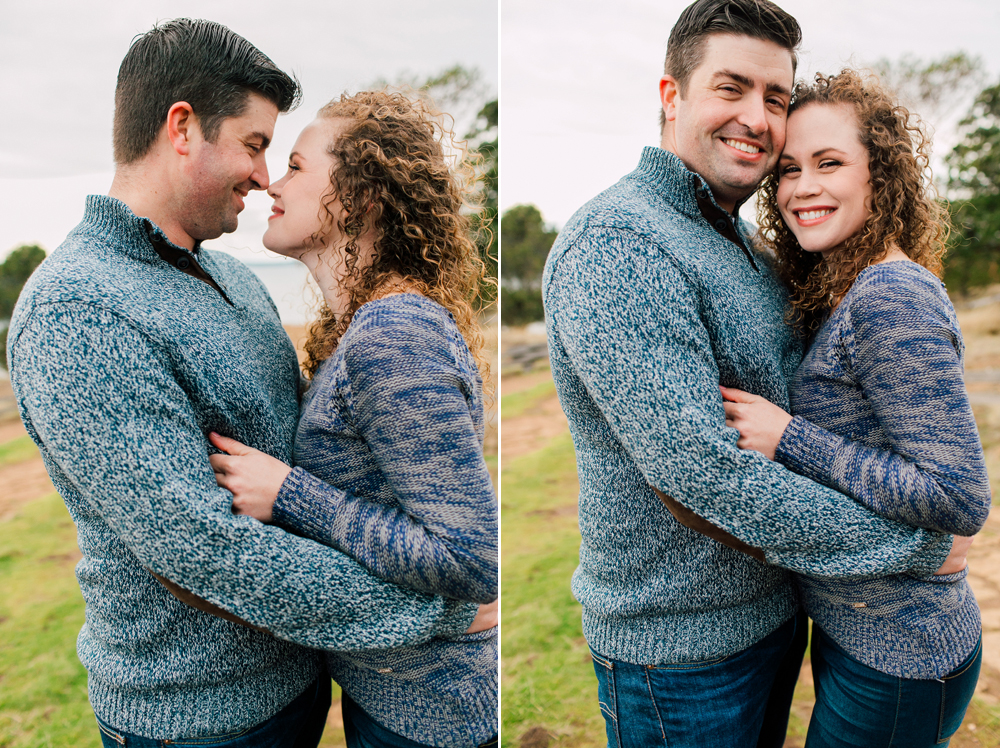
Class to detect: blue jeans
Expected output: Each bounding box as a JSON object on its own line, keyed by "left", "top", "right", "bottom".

{"left": 807, "top": 624, "right": 982, "bottom": 748}
{"left": 95, "top": 677, "right": 331, "bottom": 748}
{"left": 590, "top": 611, "right": 807, "bottom": 748}
{"left": 341, "top": 693, "right": 497, "bottom": 748}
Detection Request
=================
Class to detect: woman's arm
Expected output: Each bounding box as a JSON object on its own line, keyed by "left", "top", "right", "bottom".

{"left": 726, "top": 277, "right": 991, "bottom": 536}
{"left": 213, "top": 311, "right": 498, "bottom": 604}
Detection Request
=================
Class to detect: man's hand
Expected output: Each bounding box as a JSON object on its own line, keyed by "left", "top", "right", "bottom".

{"left": 935, "top": 535, "right": 974, "bottom": 575}
{"left": 466, "top": 599, "right": 498, "bottom": 633}
{"left": 208, "top": 432, "right": 292, "bottom": 523}
{"left": 720, "top": 386, "right": 793, "bottom": 461}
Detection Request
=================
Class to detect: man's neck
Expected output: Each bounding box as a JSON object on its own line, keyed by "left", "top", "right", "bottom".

{"left": 109, "top": 164, "right": 196, "bottom": 251}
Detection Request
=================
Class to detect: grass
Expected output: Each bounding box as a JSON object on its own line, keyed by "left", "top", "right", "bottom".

{"left": 0, "top": 435, "right": 38, "bottom": 468}
{"left": 500, "top": 379, "right": 556, "bottom": 420}
{"left": 0, "top": 491, "right": 94, "bottom": 748}
{"left": 500, "top": 432, "right": 605, "bottom": 748}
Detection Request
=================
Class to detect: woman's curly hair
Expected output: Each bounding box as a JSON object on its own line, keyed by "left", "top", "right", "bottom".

{"left": 757, "top": 69, "right": 949, "bottom": 335}
{"left": 301, "top": 90, "right": 494, "bottom": 384}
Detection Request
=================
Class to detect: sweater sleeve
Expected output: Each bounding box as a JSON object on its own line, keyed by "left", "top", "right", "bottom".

{"left": 774, "top": 276, "right": 991, "bottom": 536}
{"left": 272, "top": 310, "right": 498, "bottom": 603}
{"left": 10, "top": 302, "right": 476, "bottom": 649}
{"left": 545, "top": 227, "right": 950, "bottom": 578}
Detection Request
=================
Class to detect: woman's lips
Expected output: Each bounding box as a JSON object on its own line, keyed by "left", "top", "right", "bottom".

{"left": 793, "top": 207, "right": 836, "bottom": 226}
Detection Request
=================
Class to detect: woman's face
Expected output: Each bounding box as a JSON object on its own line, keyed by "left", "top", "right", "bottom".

{"left": 776, "top": 102, "right": 872, "bottom": 257}
{"left": 262, "top": 118, "right": 346, "bottom": 258}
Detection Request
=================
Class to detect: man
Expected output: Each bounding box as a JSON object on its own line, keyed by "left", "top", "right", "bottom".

{"left": 7, "top": 19, "right": 484, "bottom": 747}
{"left": 542, "top": 1, "right": 956, "bottom": 745}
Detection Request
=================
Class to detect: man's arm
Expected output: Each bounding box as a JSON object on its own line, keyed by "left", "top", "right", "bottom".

{"left": 10, "top": 301, "right": 475, "bottom": 649}
{"left": 545, "top": 227, "right": 949, "bottom": 577}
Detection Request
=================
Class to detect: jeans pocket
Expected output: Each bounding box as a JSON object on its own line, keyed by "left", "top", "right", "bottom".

{"left": 590, "top": 649, "right": 622, "bottom": 748}
{"left": 937, "top": 637, "right": 982, "bottom": 743}
{"left": 95, "top": 716, "right": 126, "bottom": 747}
{"left": 165, "top": 724, "right": 256, "bottom": 746}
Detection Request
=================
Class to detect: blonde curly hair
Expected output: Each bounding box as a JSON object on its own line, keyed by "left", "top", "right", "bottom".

{"left": 301, "top": 90, "right": 493, "bottom": 384}
{"left": 757, "top": 69, "right": 949, "bottom": 335}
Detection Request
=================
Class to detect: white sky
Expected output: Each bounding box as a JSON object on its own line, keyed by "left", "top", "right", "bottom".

{"left": 501, "top": 0, "right": 1000, "bottom": 229}
{"left": 0, "top": 0, "right": 498, "bottom": 262}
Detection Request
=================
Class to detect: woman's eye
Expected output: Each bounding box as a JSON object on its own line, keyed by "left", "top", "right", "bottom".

{"left": 779, "top": 165, "right": 800, "bottom": 177}
{"left": 819, "top": 160, "right": 841, "bottom": 169}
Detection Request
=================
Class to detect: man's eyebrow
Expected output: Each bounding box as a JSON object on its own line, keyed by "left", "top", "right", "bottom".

{"left": 248, "top": 131, "right": 271, "bottom": 149}
{"left": 714, "top": 70, "right": 790, "bottom": 97}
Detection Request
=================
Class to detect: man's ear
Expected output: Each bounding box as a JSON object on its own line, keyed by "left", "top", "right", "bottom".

{"left": 166, "top": 102, "right": 197, "bottom": 156}
{"left": 659, "top": 76, "right": 680, "bottom": 123}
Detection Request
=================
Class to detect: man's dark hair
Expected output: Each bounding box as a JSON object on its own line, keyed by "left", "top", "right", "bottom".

{"left": 660, "top": 0, "right": 801, "bottom": 129}
{"left": 113, "top": 19, "right": 301, "bottom": 164}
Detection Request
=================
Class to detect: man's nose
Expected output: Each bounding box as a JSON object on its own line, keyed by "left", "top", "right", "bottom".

{"left": 737, "top": 95, "right": 768, "bottom": 137}
{"left": 251, "top": 156, "right": 269, "bottom": 191}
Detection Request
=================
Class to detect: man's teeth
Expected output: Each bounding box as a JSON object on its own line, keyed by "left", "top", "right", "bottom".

{"left": 798, "top": 209, "right": 834, "bottom": 221}
{"left": 723, "top": 139, "right": 761, "bottom": 154}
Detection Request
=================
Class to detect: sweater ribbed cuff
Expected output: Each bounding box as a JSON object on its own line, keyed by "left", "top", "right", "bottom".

{"left": 774, "top": 415, "right": 840, "bottom": 486}
{"left": 273, "top": 467, "right": 341, "bottom": 544}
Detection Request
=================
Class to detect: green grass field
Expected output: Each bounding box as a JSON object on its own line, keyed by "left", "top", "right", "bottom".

{"left": 0, "top": 489, "right": 94, "bottom": 748}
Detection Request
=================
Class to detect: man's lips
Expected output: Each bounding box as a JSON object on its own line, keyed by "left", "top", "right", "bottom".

{"left": 721, "top": 137, "right": 765, "bottom": 159}
{"left": 792, "top": 207, "right": 836, "bottom": 226}
{"left": 233, "top": 189, "right": 247, "bottom": 212}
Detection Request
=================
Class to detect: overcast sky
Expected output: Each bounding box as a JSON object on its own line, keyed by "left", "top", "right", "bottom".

{"left": 0, "top": 0, "right": 498, "bottom": 261}
{"left": 501, "top": 0, "right": 1000, "bottom": 229}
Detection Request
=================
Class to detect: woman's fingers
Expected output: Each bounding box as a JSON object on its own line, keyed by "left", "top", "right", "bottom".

{"left": 720, "top": 385, "right": 757, "bottom": 404}
{"left": 208, "top": 453, "right": 227, "bottom": 474}
{"left": 208, "top": 431, "right": 252, "bottom": 456}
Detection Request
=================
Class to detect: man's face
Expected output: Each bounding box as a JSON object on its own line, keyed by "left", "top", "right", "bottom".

{"left": 660, "top": 34, "right": 793, "bottom": 213}
{"left": 180, "top": 93, "right": 279, "bottom": 243}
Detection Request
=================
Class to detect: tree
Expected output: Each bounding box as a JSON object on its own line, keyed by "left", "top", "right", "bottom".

{"left": 945, "top": 78, "right": 1000, "bottom": 293}
{"left": 1, "top": 244, "right": 47, "bottom": 369}
{"left": 467, "top": 99, "right": 498, "bottom": 307}
{"left": 373, "top": 65, "right": 498, "bottom": 309}
{"left": 500, "top": 205, "right": 558, "bottom": 325}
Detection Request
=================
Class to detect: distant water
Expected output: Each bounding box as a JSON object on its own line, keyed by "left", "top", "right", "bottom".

{"left": 244, "top": 260, "right": 319, "bottom": 326}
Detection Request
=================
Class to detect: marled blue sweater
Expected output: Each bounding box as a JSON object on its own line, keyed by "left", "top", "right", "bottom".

{"left": 6, "top": 196, "right": 475, "bottom": 740}
{"left": 543, "top": 147, "right": 951, "bottom": 665}
{"left": 776, "top": 261, "right": 990, "bottom": 678}
{"left": 272, "top": 294, "right": 498, "bottom": 747}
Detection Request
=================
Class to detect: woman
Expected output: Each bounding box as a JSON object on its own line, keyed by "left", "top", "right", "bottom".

{"left": 722, "top": 70, "right": 991, "bottom": 747}
{"left": 207, "top": 91, "right": 498, "bottom": 748}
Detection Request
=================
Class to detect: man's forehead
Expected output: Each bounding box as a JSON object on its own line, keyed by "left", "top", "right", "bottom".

{"left": 222, "top": 94, "right": 279, "bottom": 139}
{"left": 697, "top": 34, "right": 794, "bottom": 88}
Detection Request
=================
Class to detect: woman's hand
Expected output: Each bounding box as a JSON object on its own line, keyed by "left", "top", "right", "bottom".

{"left": 466, "top": 599, "right": 498, "bottom": 633}
{"left": 935, "top": 535, "right": 974, "bottom": 576}
{"left": 720, "top": 386, "right": 793, "bottom": 461}
{"left": 208, "top": 432, "right": 293, "bottom": 523}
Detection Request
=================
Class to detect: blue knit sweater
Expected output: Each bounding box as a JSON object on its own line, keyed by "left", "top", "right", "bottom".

{"left": 6, "top": 196, "right": 475, "bottom": 740}
{"left": 543, "top": 147, "right": 951, "bottom": 665}
{"left": 272, "top": 294, "right": 498, "bottom": 747}
{"left": 775, "top": 261, "right": 990, "bottom": 678}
